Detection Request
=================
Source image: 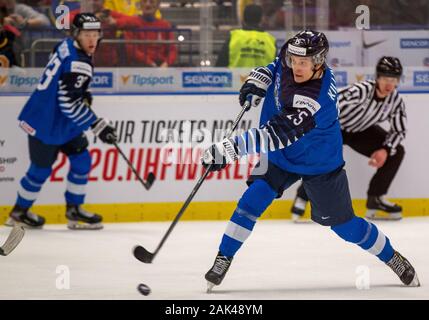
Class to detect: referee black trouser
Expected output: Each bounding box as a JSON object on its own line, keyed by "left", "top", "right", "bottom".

{"left": 296, "top": 126, "right": 405, "bottom": 201}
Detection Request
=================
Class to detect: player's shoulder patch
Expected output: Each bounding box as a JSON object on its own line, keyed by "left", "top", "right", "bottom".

{"left": 292, "top": 94, "right": 321, "bottom": 115}
{"left": 57, "top": 40, "right": 70, "bottom": 60}
{"left": 71, "top": 61, "right": 92, "bottom": 77}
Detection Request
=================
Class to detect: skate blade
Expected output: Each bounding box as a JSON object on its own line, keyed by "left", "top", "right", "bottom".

{"left": 206, "top": 281, "right": 215, "bottom": 294}
{"left": 365, "top": 210, "right": 402, "bottom": 221}
{"left": 67, "top": 220, "right": 103, "bottom": 230}
{"left": 4, "top": 218, "right": 15, "bottom": 227}
{"left": 408, "top": 274, "right": 421, "bottom": 287}
{"left": 291, "top": 214, "right": 312, "bottom": 224}
{"left": 4, "top": 218, "right": 43, "bottom": 229}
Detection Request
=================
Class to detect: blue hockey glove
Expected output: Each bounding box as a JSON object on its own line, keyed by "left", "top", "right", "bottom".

{"left": 239, "top": 66, "right": 272, "bottom": 110}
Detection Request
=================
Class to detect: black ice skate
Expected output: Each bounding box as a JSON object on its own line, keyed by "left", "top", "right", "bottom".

{"left": 205, "top": 251, "right": 233, "bottom": 293}
{"left": 66, "top": 204, "right": 103, "bottom": 230}
{"left": 5, "top": 205, "right": 45, "bottom": 229}
{"left": 291, "top": 196, "right": 309, "bottom": 223}
{"left": 365, "top": 195, "right": 402, "bottom": 220}
{"left": 386, "top": 251, "right": 420, "bottom": 287}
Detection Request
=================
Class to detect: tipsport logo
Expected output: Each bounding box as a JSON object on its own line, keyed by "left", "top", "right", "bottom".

{"left": 121, "top": 74, "right": 175, "bottom": 87}
{"left": 4, "top": 75, "right": 39, "bottom": 88}
{"left": 0, "top": 75, "right": 7, "bottom": 87}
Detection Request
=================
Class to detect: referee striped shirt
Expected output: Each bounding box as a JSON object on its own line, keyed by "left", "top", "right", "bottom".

{"left": 338, "top": 80, "right": 407, "bottom": 154}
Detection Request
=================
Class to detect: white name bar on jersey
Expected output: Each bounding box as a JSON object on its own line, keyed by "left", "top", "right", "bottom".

{"left": 71, "top": 61, "right": 92, "bottom": 77}
{"left": 292, "top": 94, "right": 321, "bottom": 115}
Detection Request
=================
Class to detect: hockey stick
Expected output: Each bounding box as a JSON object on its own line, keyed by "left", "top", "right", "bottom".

{"left": 133, "top": 101, "right": 250, "bottom": 263}
{"left": 0, "top": 225, "right": 25, "bottom": 256}
{"left": 111, "top": 140, "right": 155, "bottom": 190}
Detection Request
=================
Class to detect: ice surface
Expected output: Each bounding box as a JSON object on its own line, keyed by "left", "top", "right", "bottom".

{"left": 0, "top": 217, "right": 427, "bottom": 299}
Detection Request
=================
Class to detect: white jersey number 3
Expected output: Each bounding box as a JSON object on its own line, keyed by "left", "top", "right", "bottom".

{"left": 37, "top": 53, "right": 61, "bottom": 91}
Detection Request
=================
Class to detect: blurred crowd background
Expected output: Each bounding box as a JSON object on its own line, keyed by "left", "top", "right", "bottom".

{"left": 0, "top": 0, "right": 428, "bottom": 68}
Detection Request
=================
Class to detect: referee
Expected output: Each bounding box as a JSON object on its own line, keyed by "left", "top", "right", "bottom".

{"left": 291, "top": 56, "right": 406, "bottom": 221}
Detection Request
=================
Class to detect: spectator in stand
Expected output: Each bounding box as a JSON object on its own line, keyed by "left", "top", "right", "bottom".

{"left": 216, "top": 4, "right": 276, "bottom": 68}
{"left": 19, "top": 0, "right": 44, "bottom": 6}
{"left": 0, "top": 3, "right": 20, "bottom": 67}
{"left": 103, "top": 0, "right": 161, "bottom": 18}
{"left": 116, "top": 0, "right": 177, "bottom": 67}
{"left": 260, "top": 0, "right": 285, "bottom": 30}
{"left": 237, "top": 0, "right": 254, "bottom": 25}
{"left": 104, "top": 0, "right": 142, "bottom": 15}
{"left": 104, "top": 0, "right": 161, "bottom": 19}
{"left": 0, "top": 0, "right": 50, "bottom": 30}
{"left": 69, "top": 0, "right": 135, "bottom": 67}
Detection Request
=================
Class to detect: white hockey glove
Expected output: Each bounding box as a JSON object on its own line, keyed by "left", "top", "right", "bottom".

{"left": 202, "top": 138, "right": 239, "bottom": 172}
{"left": 91, "top": 118, "right": 117, "bottom": 144}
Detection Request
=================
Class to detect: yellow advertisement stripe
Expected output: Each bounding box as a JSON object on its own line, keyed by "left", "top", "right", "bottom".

{"left": 0, "top": 199, "right": 428, "bottom": 224}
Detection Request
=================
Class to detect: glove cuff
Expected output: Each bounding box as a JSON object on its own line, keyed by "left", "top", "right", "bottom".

{"left": 247, "top": 66, "right": 272, "bottom": 90}
{"left": 221, "top": 138, "right": 239, "bottom": 163}
{"left": 91, "top": 118, "right": 109, "bottom": 136}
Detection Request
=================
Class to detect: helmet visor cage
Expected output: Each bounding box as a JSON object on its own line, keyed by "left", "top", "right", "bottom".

{"left": 285, "top": 44, "right": 327, "bottom": 68}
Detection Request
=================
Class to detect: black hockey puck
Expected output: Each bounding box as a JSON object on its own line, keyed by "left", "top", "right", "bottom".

{"left": 137, "top": 283, "right": 151, "bottom": 296}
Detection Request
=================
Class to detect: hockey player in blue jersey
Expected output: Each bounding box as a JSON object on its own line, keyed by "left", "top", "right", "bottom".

{"left": 6, "top": 13, "right": 117, "bottom": 230}
{"left": 202, "top": 30, "right": 419, "bottom": 291}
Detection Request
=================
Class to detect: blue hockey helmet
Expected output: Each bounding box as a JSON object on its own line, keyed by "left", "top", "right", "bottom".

{"left": 284, "top": 30, "right": 329, "bottom": 68}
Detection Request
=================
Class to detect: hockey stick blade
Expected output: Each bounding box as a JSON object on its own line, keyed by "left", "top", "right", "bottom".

{"left": 133, "top": 245, "right": 154, "bottom": 263}
{"left": 112, "top": 140, "right": 155, "bottom": 190}
{"left": 145, "top": 172, "right": 156, "bottom": 190}
{"left": 0, "top": 225, "right": 25, "bottom": 256}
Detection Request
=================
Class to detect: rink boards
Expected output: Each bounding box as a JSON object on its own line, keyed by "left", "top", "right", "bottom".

{"left": 0, "top": 94, "right": 428, "bottom": 223}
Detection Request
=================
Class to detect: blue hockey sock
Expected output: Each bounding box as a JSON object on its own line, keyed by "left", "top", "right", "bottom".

{"left": 65, "top": 150, "right": 91, "bottom": 205}
{"left": 331, "top": 216, "right": 394, "bottom": 262}
{"left": 16, "top": 163, "right": 52, "bottom": 208}
{"left": 219, "top": 179, "right": 277, "bottom": 257}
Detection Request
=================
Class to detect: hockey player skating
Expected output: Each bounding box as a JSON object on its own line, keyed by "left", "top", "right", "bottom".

{"left": 201, "top": 30, "right": 419, "bottom": 292}
{"left": 6, "top": 13, "right": 117, "bottom": 230}
{"left": 291, "top": 56, "right": 406, "bottom": 222}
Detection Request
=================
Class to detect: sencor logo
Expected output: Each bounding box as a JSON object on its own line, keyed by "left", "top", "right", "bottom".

{"left": 91, "top": 72, "right": 113, "bottom": 88}
{"left": 400, "top": 39, "right": 429, "bottom": 49}
{"left": 413, "top": 71, "right": 429, "bottom": 86}
{"left": 182, "top": 72, "right": 232, "bottom": 88}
